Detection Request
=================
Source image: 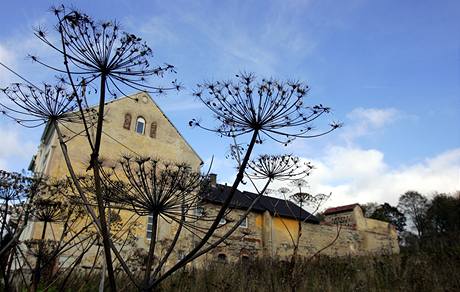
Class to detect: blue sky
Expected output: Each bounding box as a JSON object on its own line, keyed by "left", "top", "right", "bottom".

{"left": 0, "top": 0, "right": 459, "bottom": 208}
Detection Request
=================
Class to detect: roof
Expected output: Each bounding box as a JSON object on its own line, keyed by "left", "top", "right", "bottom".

{"left": 323, "top": 203, "right": 360, "bottom": 215}
{"left": 202, "top": 184, "right": 320, "bottom": 224}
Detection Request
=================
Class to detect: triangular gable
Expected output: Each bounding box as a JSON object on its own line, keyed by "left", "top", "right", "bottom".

{"left": 103, "top": 91, "right": 203, "bottom": 165}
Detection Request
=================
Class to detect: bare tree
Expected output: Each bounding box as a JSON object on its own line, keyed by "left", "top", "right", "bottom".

{"left": 398, "top": 191, "right": 428, "bottom": 238}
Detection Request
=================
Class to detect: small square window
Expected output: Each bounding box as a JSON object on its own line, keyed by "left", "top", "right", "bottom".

{"left": 217, "top": 253, "right": 227, "bottom": 262}
{"left": 177, "top": 250, "right": 186, "bottom": 262}
{"left": 238, "top": 217, "right": 248, "bottom": 228}
{"left": 195, "top": 207, "right": 204, "bottom": 217}
{"left": 219, "top": 218, "right": 227, "bottom": 225}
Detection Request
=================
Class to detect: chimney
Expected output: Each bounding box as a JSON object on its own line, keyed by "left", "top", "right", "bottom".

{"left": 209, "top": 173, "right": 217, "bottom": 188}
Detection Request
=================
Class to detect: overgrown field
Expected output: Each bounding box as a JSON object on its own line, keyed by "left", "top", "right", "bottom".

{"left": 160, "top": 252, "right": 460, "bottom": 292}
{"left": 5, "top": 249, "right": 459, "bottom": 292}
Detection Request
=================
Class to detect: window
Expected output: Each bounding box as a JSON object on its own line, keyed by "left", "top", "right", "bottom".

{"left": 146, "top": 214, "right": 154, "bottom": 240}
{"left": 195, "top": 206, "right": 205, "bottom": 217}
{"left": 123, "top": 113, "right": 132, "bottom": 130}
{"left": 238, "top": 217, "right": 248, "bottom": 228}
{"left": 150, "top": 122, "right": 157, "bottom": 138}
{"left": 135, "top": 117, "right": 146, "bottom": 134}
{"left": 219, "top": 218, "right": 227, "bottom": 225}
{"left": 177, "top": 250, "right": 186, "bottom": 262}
{"left": 40, "top": 151, "right": 49, "bottom": 169}
{"left": 217, "top": 253, "right": 227, "bottom": 262}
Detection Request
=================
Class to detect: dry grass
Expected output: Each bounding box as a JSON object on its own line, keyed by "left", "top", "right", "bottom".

{"left": 160, "top": 252, "right": 460, "bottom": 292}
{"left": 3, "top": 250, "right": 459, "bottom": 291}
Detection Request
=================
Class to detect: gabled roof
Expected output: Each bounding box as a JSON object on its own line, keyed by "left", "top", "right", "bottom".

{"left": 202, "top": 184, "right": 319, "bottom": 224}
{"left": 323, "top": 203, "right": 360, "bottom": 215}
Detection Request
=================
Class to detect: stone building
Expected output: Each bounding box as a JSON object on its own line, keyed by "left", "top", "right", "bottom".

{"left": 199, "top": 183, "right": 399, "bottom": 263}
{"left": 24, "top": 92, "right": 399, "bottom": 268}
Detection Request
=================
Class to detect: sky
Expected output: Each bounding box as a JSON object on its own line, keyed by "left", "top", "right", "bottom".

{"left": 0, "top": 0, "right": 459, "bottom": 210}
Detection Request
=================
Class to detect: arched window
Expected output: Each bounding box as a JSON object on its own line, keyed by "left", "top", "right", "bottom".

{"left": 135, "top": 117, "right": 146, "bottom": 134}
{"left": 123, "top": 113, "right": 132, "bottom": 130}
{"left": 217, "top": 253, "right": 227, "bottom": 262}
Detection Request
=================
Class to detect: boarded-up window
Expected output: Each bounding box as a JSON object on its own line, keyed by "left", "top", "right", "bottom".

{"left": 123, "top": 113, "right": 132, "bottom": 130}
{"left": 150, "top": 122, "right": 157, "bottom": 138}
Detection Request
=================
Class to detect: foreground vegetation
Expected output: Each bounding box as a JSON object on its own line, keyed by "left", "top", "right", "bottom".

{"left": 3, "top": 248, "right": 458, "bottom": 292}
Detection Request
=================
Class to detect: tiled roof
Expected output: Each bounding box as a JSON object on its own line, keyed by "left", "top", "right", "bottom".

{"left": 323, "top": 203, "right": 360, "bottom": 215}
{"left": 202, "top": 184, "right": 319, "bottom": 224}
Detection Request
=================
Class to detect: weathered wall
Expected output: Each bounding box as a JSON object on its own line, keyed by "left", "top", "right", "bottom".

{"left": 27, "top": 92, "right": 203, "bottom": 266}
{"left": 260, "top": 207, "right": 398, "bottom": 260}
{"left": 36, "top": 92, "right": 202, "bottom": 179}
{"left": 179, "top": 204, "right": 399, "bottom": 265}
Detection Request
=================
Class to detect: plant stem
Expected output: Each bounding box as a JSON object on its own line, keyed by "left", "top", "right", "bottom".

{"left": 151, "top": 129, "right": 259, "bottom": 289}
{"left": 142, "top": 214, "right": 158, "bottom": 292}
{"left": 32, "top": 220, "right": 48, "bottom": 292}
{"left": 91, "top": 73, "right": 117, "bottom": 292}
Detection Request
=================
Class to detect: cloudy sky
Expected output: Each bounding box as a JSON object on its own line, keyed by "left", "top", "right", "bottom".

{"left": 0, "top": 0, "right": 459, "bottom": 210}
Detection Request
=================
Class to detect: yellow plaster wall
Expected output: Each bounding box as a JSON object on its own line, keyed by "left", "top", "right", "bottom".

{"left": 29, "top": 92, "right": 203, "bottom": 266}
{"left": 41, "top": 92, "right": 202, "bottom": 179}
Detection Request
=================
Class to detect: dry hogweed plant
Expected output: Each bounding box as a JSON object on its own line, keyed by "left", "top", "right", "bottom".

{"left": 117, "top": 73, "right": 343, "bottom": 289}
{"left": 99, "top": 157, "right": 210, "bottom": 291}
{"left": 0, "top": 5, "right": 342, "bottom": 291}
{"left": 0, "top": 170, "right": 43, "bottom": 291}
{"left": 0, "top": 5, "right": 180, "bottom": 290}
{"left": 273, "top": 178, "right": 336, "bottom": 292}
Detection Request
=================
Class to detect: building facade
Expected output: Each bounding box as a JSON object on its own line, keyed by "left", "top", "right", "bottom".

{"left": 25, "top": 92, "right": 399, "bottom": 269}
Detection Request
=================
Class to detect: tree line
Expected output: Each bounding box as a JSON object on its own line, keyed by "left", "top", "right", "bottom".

{"left": 361, "top": 190, "right": 460, "bottom": 252}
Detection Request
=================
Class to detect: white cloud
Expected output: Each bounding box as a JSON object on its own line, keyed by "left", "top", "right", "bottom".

{"left": 170, "top": 1, "right": 318, "bottom": 75}
{"left": 308, "top": 146, "right": 459, "bottom": 209}
{"left": 0, "top": 44, "right": 15, "bottom": 65}
{"left": 0, "top": 44, "right": 17, "bottom": 85}
{"left": 0, "top": 123, "right": 37, "bottom": 171}
{"left": 160, "top": 97, "right": 206, "bottom": 112}
{"left": 245, "top": 146, "right": 460, "bottom": 213}
{"left": 227, "top": 107, "right": 459, "bottom": 213}
{"left": 341, "top": 107, "right": 400, "bottom": 144}
{"left": 138, "top": 17, "right": 179, "bottom": 44}
{"left": 348, "top": 107, "right": 399, "bottom": 128}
